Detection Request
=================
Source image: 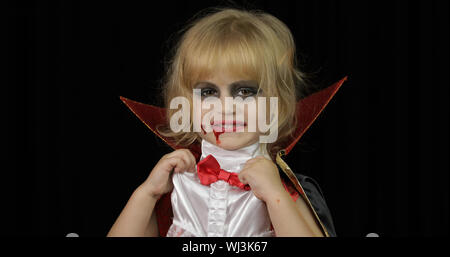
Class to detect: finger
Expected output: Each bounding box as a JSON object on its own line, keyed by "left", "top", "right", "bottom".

{"left": 177, "top": 150, "right": 195, "bottom": 172}
{"left": 243, "top": 160, "right": 257, "bottom": 169}
{"left": 180, "top": 149, "right": 196, "bottom": 172}
{"left": 160, "top": 152, "right": 171, "bottom": 160}
{"left": 238, "top": 172, "right": 247, "bottom": 184}
{"left": 165, "top": 149, "right": 188, "bottom": 158}
{"left": 164, "top": 150, "right": 181, "bottom": 159}
{"left": 167, "top": 150, "right": 194, "bottom": 172}
{"left": 187, "top": 151, "right": 197, "bottom": 172}
{"left": 178, "top": 149, "right": 195, "bottom": 162}
{"left": 165, "top": 157, "right": 186, "bottom": 173}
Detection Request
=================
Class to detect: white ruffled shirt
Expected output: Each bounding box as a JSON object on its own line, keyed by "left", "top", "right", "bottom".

{"left": 166, "top": 139, "right": 275, "bottom": 237}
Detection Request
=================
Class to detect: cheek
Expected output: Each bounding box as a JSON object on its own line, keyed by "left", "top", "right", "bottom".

{"left": 255, "top": 99, "right": 272, "bottom": 122}
{"left": 198, "top": 99, "right": 220, "bottom": 123}
{"left": 193, "top": 102, "right": 210, "bottom": 123}
{"left": 239, "top": 98, "right": 258, "bottom": 119}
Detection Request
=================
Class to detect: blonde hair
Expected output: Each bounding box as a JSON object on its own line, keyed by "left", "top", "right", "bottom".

{"left": 157, "top": 7, "right": 309, "bottom": 160}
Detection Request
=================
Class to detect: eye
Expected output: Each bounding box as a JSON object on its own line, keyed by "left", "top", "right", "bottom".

{"left": 201, "top": 88, "right": 218, "bottom": 97}
{"left": 236, "top": 87, "right": 257, "bottom": 97}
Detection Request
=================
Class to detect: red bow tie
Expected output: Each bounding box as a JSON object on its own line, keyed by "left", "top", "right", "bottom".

{"left": 196, "top": 154, "right": 251, "bottom": 191}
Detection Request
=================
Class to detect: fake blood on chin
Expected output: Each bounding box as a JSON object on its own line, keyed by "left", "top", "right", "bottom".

{"left": 201, "top": 124, "right": 224, "bottom": 145}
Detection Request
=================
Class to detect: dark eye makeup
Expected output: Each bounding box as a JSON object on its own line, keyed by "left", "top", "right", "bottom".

{"left": 231, "top": 84, "right": 259, "bottom": 98}
{"left": 200, "top": 87, "right": 219, "bottom": 97}
{"left": 194, "top": 80, "right": 261, "bottom": 98}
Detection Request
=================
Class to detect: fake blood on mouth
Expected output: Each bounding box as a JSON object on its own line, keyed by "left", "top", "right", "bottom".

{"left": 213, "top": 130, "right": 224, "bottom": 145}
{"left": 201, "top": 124, "right": 224, "bottom": 145}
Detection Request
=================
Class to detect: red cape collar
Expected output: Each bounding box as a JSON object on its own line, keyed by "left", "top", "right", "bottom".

{"left": 119, "top": 76, "right": 347, "bottom": 160}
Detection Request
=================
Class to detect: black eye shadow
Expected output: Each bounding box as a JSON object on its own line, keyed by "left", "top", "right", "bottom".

{"left": 194, "top": 82, "right": 220, "bottom": 97}
{"left": 229, "top": 80, "right": 260, "bottom": 97}
{"left": 193, "top": 80, "right": 262, "bottom": 97}
{"left": 194, "top": 81, "right": 218, "bottom": 89}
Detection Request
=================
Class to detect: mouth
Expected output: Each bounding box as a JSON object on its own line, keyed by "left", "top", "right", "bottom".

{"left": 210, "top": 120, "right": 247, "bottom": 132}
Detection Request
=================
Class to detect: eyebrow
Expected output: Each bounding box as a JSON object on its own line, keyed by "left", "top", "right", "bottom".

{"left": 194, "top": 80, "right": 258, "bottom": 88}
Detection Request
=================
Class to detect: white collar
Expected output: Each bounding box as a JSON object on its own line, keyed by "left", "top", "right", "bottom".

{"left": 200, "top": 139, "right": 266, "bottom": 173}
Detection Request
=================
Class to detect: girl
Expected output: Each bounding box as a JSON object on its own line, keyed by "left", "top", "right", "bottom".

{"left": 108, "top": 7, "right": 346, "bottom": 237}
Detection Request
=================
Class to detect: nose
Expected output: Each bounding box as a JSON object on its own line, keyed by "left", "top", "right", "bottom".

{"left": 219, "top": 93, "right": 236, "bottom": 117}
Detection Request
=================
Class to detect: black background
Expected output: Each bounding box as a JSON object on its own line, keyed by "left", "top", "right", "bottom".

{"left": 2, "top": 0, "right": 448, "bottom": 237}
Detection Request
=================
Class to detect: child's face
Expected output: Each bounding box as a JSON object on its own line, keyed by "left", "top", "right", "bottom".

{"left": 194, "top": 71, "right": 265, "bottom": 150}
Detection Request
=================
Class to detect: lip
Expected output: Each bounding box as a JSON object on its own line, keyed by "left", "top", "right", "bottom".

{"left": 210, "top": 120, "right": 247, "bottom": 126}
{"left": 209, "top": 120, "right": 247, "bottom": 132}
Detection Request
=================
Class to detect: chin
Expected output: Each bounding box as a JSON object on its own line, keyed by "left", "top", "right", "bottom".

{"left": 202, "top": 132, "right": 259, "bottom": 150}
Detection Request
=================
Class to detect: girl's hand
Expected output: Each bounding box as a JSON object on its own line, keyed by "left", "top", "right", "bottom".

{"left": 238, "top": 156, "right": 285, "bottom": 202}
{"left": 139, "top": 149, "right": 196, "bottom": 199}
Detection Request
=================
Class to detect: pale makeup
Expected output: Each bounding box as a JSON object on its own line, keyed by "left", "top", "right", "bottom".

{"left": 194, "top": 71, "right": 265, "bottom": 150}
